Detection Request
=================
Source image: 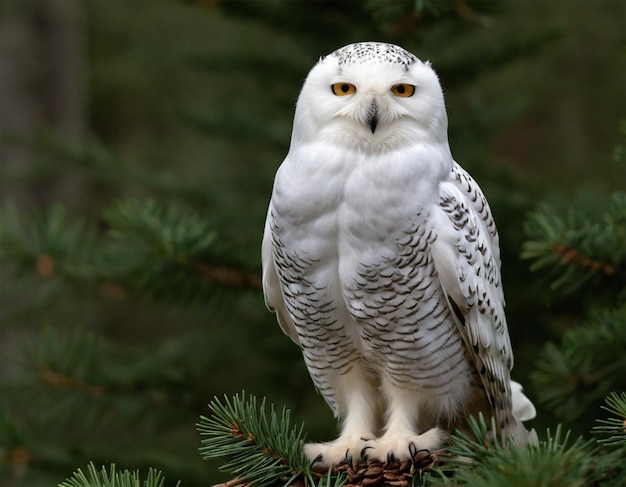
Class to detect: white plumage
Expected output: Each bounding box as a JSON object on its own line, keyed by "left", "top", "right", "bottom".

{"left": 262, "top": 42, "right": 534, "bottom": 467}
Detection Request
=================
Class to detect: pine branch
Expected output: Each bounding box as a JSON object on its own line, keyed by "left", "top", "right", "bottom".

{"left": 2, "top": 325, "right": 223, "bottom": 483}
{"left": 9, "top": 326, "right": 216, "bottom": 442}
{"left": 0, "top": 199, "right": 261, "bottom": 314}
{"left": 429, "top": 415, "right": 604, "bottom": 487}
{"left": 0, "top": 202, "right": 97, "bottom": 283}
{"left": 521, "top": 192, "right": 626, "bottom": 294}
{"left": 190, "top": 261, "right": 262, "bottom": 290}
{"left": 589, "top": 392, "right": 626, "bottom": 486}
{"left": 531, "top": 305, "right": 626, "bottom": 423}
{"left": 102, "top": 198, "right": 262, "bottom": 299}
{"left": 58, "top": 462, "right": 178, "bottom": 487}
{"left": 197, "top": 392, "right": 323, "bottom": 487}
{"left": 593, "top": 392, "right": 626, "bottom": 447}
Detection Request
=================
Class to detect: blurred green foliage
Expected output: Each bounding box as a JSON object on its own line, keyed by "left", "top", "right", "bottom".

{"left": 0, "top": 1, "right": 624, "bottom": 486}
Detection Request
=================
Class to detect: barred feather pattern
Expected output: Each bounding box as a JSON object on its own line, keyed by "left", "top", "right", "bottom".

{"left": 268, "top": 211, "right": 472, "bottom": 422}
{"left": 435, "top": 163, "right": 523, "bottom": 443}
{"left": 343, "top": 222, "right": 470, "bottom": 397}
{"left": 269, "top": 216, "right": 360, "bottom": 414}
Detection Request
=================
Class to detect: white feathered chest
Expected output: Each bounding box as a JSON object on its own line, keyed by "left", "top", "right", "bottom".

{"left": 269, "top": 140, "right": 472, "bottom": 401}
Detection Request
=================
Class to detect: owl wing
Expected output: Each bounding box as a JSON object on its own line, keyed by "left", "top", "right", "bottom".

{"left": 261, "top": 207, "right": 300, "bottom": 344}
{"left": 430, "top": 162, "right": 515, "bottom": 438}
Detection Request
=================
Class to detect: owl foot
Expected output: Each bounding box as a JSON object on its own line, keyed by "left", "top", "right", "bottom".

{"left": 364, "top": 427, "right": 447, "bottom": 463}
{"left": 304, "top": 436, "right": 374, "bottom": 470}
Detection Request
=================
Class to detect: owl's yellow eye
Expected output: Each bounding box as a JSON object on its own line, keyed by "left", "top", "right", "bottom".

{"left": 391, "top": 84, "right": 415, "bottom": 97}
{"left": 331, "top": 83, "right": 357, "bottom": 96}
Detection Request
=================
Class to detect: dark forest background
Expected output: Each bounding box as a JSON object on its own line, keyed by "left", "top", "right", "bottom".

{"left": 0, "top": 1, "right": 624, "bottom": 486}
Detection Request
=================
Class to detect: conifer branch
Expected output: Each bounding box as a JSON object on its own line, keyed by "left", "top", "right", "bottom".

{"left": 58, "top": 462, "right": 179, "bottom": 487}
{"left": 197, "top": 392, "right": 327, "bottom": 487}
{"left": 0, "top": 199, "right": 262, "bottom": 313}
{"left": 593, "top": 392, "right": 626, "bottom": 447}
{"left": 21, "top": 327, "right": 218, "bottom": 427}
{"left": 191, "top": 261, "right": 262, "bottom": 290}
{"left": 0, "top": 202, "right": 97, "bottom": 282}
{"left": 428, "top": 415, "right": 615, "bottom": 486}
{"left": 531, "top": 306, "right": 626, "bottom": 422}
{"left": 38, "top": 364, "right": 105, "bottom": 400}
{"left": 551, "top": 242, "right": 615, "bottom": 276}
{"left": 521, "top": 192, "right": 626, "bottom": 293}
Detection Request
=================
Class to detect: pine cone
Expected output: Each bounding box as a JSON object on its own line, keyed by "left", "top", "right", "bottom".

{"left": 333, "top": 449, "right": 441, "bottom": 487}
{"left": 215, "top": 450, "right": 442, "bottom": 487}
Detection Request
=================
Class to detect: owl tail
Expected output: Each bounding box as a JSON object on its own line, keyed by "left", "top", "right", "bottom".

{"left": 507, "top": 380, "right": 538, "bottom": 446}
{"left": 510, "top": 380, "right": 536, "bottom": 422}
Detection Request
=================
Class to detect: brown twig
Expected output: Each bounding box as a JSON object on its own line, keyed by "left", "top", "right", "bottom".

{"left": 552, "top": 242, "right": 615, "bottom": 276}
{"left": 191, "top": 261, "right": 262, "bottom": 289}
{"left": 39, "top": 364, "right": 104, "bottom": 399}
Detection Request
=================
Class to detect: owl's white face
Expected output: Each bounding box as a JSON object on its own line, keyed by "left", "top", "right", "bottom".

{"left": 292, "top": 42, "right": 449, "bottom": 152}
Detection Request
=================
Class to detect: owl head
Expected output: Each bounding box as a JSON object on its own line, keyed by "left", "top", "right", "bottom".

{"left": 291, "top": 42, "right": 449, "bottom": 152}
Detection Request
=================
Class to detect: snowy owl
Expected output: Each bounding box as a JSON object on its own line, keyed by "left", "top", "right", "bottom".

{"left": 262, "top": 42, "right": 535, "bottom": 468}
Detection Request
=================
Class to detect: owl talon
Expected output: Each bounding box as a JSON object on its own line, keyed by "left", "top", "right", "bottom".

{"left": 364, "top": 427, "right": 446, "bottom": 463}
{"left": 408, "top": 442, "right": 418, "bottom": 459}
{"left": 344, "top": 449, "right": 353, "bottom": 468}
{"left": 386, "top": 451, "right": 395, "bottom": 465}
{"left": 310, "top": 453, "right": 324, "bottom": 468}
{"left": 304, "top": 437, "right": 374, "bottom": 469}
{"left": 360, "top": 445, "right": 373, "bottom": 462}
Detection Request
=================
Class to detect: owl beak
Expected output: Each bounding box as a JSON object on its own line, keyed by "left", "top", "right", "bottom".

{"left": 367, "top": 102, "right": 379, "bottom": 134}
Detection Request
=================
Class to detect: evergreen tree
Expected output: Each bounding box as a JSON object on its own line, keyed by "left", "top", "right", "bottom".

{"left": 0, "top": 1, "right": 623, "bottom": 486}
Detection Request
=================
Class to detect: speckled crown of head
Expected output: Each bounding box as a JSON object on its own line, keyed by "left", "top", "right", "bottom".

{"left": 329, "top": 42, "right": 418, "bottom": 69}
